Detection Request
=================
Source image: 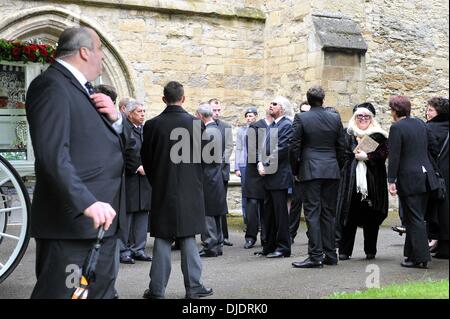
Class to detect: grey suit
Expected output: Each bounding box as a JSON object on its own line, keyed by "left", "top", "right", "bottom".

{"left": 289, "top": 106, "right": 345, "bottom": 262}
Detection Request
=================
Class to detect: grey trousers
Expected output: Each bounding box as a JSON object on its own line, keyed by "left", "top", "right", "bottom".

{"left": 201, "top": 215, "right": 224, "bottom": 254}
{"left": 120, "top": 211, "right": 149, "bottom": 257}
{"left": 149, "top": 237, "right": 203, "bottom": 298}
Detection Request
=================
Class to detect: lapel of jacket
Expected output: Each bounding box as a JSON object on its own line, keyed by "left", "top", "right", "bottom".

{"left": 51, "top": 62, "right": 120, "bottom": 138}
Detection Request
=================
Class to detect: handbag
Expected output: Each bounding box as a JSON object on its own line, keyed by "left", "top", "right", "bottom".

{"left": 435, "top": 133, "right": 449, "bottom": 201}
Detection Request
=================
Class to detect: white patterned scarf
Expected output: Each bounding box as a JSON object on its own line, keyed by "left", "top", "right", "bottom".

{"left": 347, "top": 108, "right": 388, "bottom": 200}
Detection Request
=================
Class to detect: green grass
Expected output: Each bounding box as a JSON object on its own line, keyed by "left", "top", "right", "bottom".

{"left": 329, "top": 279, "right": 449, "bottom": 299}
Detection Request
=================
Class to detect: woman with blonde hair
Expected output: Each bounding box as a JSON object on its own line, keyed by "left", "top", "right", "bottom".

{"left": 337, "top": 103, "right": 389, "bottom": 260}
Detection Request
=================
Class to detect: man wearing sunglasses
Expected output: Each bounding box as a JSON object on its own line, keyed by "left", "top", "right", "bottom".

{"left": 256, "top": 97, "right": 293, "bottom": 258}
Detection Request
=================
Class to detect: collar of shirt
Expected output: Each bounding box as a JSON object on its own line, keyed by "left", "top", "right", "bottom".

{"left": 56, "top": 59, "right": 89, "bottom": 94}
{"left": 274, "top": 115, "right": 285, "bottom": 124}
{"left": 264, "top": 119, "right": 272, "bottom": 126}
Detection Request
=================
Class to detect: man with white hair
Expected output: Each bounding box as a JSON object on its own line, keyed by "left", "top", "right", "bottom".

{"left": 119, "top": 99, "right": 153, "bottom": 264}
{"left": 255, "top": 96, "right": 293, "bottom": 258}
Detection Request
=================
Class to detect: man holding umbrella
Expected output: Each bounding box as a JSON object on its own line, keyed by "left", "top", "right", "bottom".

{"left": 26, "top": 27, "right": 126, "bottom": 298}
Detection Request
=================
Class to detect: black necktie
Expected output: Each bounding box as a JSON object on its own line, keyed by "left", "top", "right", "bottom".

{"left": 85, "top": 81, "right": 96, "bottom": 95}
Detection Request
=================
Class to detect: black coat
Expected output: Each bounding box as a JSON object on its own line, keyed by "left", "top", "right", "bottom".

{"left": 26, "top": 62, "right": 126, "bottom": 240}
{"left": 262, "top": 116, "right": 293, "bottom": 190}
{"left": 336, "top": 132, "right": 389, "bottom": 227}
{"left": 427, "top": 114, "right": 449, "bottom": 240}
{"left": 215, "top": 119, "right": 233, "bottom": 182}
{"left": 289, "top": 106, "right": 346, "bottom": 181}
{"left": 141, "top": 105, "right": 206, "bottom": 238}
{"left": 243, "top": 118, "right": 268, "bottom": 199}
{"left": 202, "top": 122, "right": 228, "bottom": 216}
{"left": 124, "top": 120, "right": 152, "bottom": 213}
{"left": 388, "top": 117, "right": 439, "bottom": 196}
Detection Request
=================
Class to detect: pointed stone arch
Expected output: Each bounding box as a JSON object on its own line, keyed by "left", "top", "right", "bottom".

{"left": 0, "top": 5, "right": 135, "bottom": 99}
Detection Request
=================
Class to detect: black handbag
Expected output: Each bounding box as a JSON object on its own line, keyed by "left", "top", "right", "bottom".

{"left": 435, "top": 133, "right": 449, "bottom": 201}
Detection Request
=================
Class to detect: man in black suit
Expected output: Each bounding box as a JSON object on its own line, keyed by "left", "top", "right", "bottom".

{"left": 388, "top": 95, "right": 438, "bottom": 268}
{"left": 245, "top": 111, "right": 273, "bottom": 250}
{"left": 257, "top": 96, "right": 293, "bottom": 258}
{"left": 119, "top": 99, "right": 153, "bottom": 264}
{"left": 289, "top": 86, "right": 345, "bottom": 268}
{"left": 210, "top": 98, "right": 234, "bottom": 247}
{"left": 197, "top": 102, "right": 228, "bottom": 257}
{"left": 141, "top": 82, "right": 212, "bottom": 299}
{"left": 26, "top": 27, "right": 126, "bottom": 298}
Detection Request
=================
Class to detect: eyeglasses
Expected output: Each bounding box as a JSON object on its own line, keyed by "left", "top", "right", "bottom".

{"left": 356, "top": 114, "right": 371, "bottom": 120}
{"left": 270, "top": 102, "right": 278, "bottom": 106}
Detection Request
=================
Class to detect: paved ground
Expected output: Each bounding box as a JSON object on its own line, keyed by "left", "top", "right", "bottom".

{"left": 0, "top": 225, "right": 448, "bottom": 299}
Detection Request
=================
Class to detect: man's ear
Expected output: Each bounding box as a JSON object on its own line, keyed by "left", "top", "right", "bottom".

{"left": 162, "top": 96, "right": 167, "bottom": 104}
{"left": 181, "top": 96, "right": 186, "bottom": 104}
{"left": 79, "top": 47, "right": 89, "bottom": 61}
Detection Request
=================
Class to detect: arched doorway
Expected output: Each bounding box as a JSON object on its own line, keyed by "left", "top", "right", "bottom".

{"left": 0, "top": 5, "right": 135, "bottom": 99}
{"left": 0, "top": 6, "right": 135, "bottom": 175}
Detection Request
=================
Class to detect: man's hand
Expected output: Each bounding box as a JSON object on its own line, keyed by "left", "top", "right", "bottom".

{"left": 137, "top": 165, "right": 146, "bottom": 176}
{"left": 235, "top": 170, "right": 241, "bottom": 177}
{"left": 83, "top": 201, "right": 117, "bottom": 230}
{"left": 90, "top": 93, "right": 119, "bottom": 122}
{"left": 257, "top": 162, "right": 265, "bottom": 176}
{"left": 388, "top": 183, "right": 397, "bottom": 196}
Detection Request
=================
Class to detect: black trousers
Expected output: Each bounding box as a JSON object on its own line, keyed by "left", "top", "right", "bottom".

{"left": 289, "top": 181, "right": 303, "bottom": 240}
{"left": 263, "top": 189, "right": 291, "bottom": 254}
{"left": 221, "top": 182, "right": 229, "bottom": 239}
{"left": 300, "top": 179, "right": 339, "bottom": 262}
{"left": 339, "top": 194, "right": 380, "bottom": 257}
{"left": 31, "top": 236, "right": 118, "bottom": 299}
{"left": 245, "top": 198, "right": 266, "bottom": 244}
{"left": 401, "top": 193, "right": 432, "bottom": 263}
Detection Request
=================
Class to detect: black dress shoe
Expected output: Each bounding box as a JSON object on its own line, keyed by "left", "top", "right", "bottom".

{"left": 432, "top": 253, "right": 449, "bottom": 259}
{"left": 143, "top": 289, "right": 164, "bottom": 299}
{"left": 366, "top": 254, "right": 376, "bottom": 260}
{"left": 400, "top": 260, "right": 428, "bottom": 269}
{"left": 134, "top": 253, "right": 153, "bottom": 262}
{"left": 338, "top": 254, "right": 350, "bottom": 260}
{"left": 120, "top": 255, "right": 135, "bottom": 264}
{"left": 223, "top": 239, "right": 233, "bottom": 246}
{"left": 244, "top": 240, "right": 255, "bottom": 249}
{"left": 199, "top": 249, "right": 218, "bottom": 257}
{"left": 266, "top": 251, "right": 290, "bottom": 258}
{"left": 292, "top": 258, "right": 323, "bottom": 268}
{"left": 392, "top": 225, "right": 406, "bottom": 236}
{"left": 254, "top": 250, "right": 270, "bottom": 256}
{"left": 323, "top": 257, "right": 338, "bottom": 265}
{"left": 185, "top": 286, "right": 214, "bottom": 299}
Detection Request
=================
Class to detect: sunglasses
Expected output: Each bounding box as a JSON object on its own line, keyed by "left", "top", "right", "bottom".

{"left": 270, "top": 102, "right": 279, "bottom": 106}
{"left": 356, "top": 114, "right": 371, "bottom": 120}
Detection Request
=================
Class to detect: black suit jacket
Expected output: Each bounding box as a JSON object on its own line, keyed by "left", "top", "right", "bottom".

{"left": 141, "top": 105, "right": 206, "bottom": 238}
{"left": 124, "top": 119, "right": 152, "bottom": 213}
{"left": 26, "top": 62, "right": 126, "bottom": 240}
{"left": 202, "top": 122, "right": 228, "bottom": 216}
{"left": 388, "top": 117, "right": 439, "bottom": 196}
{"left": 243, "top": 118, "right": 268, "bottom": 199}
{"left": 289, "top": 106, "right": 345, "bottom": 182}
{"left": 262, "top": 116, "right": 293, "bottom": 190}
{"left": 215, "top": 119, "right": 233, "bottom": 182}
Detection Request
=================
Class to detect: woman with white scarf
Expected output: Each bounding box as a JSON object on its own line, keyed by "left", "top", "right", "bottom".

{"left": 336, "top": 103, "right": 389, "bottom": 261}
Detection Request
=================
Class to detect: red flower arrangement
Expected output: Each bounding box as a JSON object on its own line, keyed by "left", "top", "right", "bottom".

{"left": 0, "top": 39, "right": 56, "bottom": 64}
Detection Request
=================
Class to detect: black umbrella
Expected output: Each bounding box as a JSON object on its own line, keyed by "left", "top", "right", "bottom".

{"left": 72, "top": 227, "right": 105, "bottom": 299}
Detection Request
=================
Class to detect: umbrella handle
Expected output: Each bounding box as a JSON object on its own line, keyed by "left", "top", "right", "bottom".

{"left": 97, "top": 226, "right": 105, "bottom": 241}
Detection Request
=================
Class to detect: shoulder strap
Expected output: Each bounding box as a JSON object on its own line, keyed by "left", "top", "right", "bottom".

{"left": 438, "top": 133, "right": 449, "bottom": 158}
